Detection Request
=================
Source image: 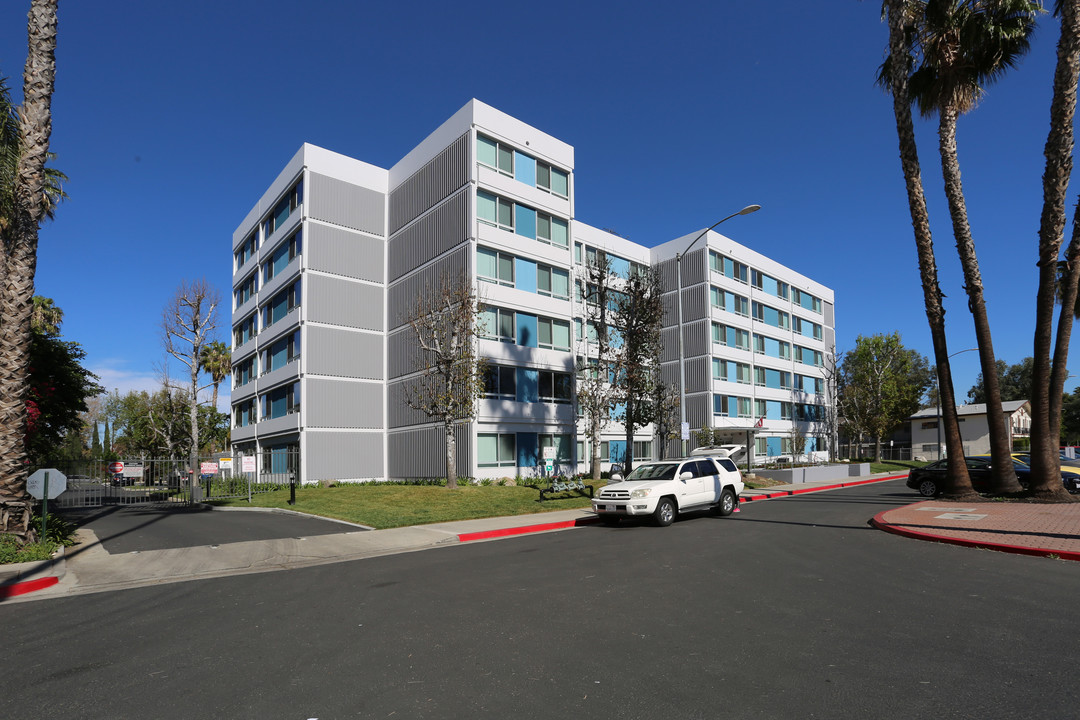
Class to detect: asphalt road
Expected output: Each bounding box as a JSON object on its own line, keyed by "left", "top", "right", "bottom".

{"left": 3, "top": 479, "right": 1078, "bottom": 719}
{"left": 60, "top": 504, "right": 360, "bottom": 553}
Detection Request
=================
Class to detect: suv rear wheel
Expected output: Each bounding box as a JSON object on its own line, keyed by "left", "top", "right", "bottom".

{"left": 716, "top": 488, "right": 737, "bottom": 516}
{"left": 918, "top": 479, "right": 938, "bottom": 497}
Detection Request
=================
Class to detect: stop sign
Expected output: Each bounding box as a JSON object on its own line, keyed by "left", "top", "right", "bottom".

{"left": 27, "top": 468, "right": 67, "bottom": 500}
{"left": 108, "top": 461, "right": 124, "bottom": 474}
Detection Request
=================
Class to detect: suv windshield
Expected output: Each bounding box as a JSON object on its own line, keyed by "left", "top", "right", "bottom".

{"left": 625, "top": 463, "right": 679, "bottom": 481}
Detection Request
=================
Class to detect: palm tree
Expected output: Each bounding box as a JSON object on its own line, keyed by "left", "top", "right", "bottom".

{"left": 880, "top": 0, "right": 977, "bottom": 498}
{"left": 199, "top": 340, "right": 232, "bottom": 411}
{"left": 0, "top": 0, "right": 59, "bottom": 542}
{"left": 901, "top": 0, "right": 1040, "bottom": 494}
{"left": 30, "top": 294, "right": 62, "bottom": 335}
{"left": 1032, "top": 0, "right": 1080, "bottom": 498}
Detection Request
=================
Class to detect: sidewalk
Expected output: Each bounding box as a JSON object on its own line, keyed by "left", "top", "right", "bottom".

{"left": 870, "top": 498, "right": 1080, "bottom": 561}
{"left": 6, "top": 471, "right": 1075, "bottom": 602}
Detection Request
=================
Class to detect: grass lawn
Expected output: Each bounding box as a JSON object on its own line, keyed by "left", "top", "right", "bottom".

{"left": 208, "top": 482, "right": 606, "bottom": 530}
{"left": 868, "top": 460, "right": 925, "bottom": 474}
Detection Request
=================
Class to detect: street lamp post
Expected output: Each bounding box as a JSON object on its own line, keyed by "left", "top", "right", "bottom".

{"left": 936, "top": 347, "right": 978, "bottom": 460}
{"left": 676, "top": 205, "right": 761, "bottom": 456}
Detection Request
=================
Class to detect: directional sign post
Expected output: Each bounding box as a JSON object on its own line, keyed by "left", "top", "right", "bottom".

{"left": 27, "top": 469, "right": 67, "bottom": 542}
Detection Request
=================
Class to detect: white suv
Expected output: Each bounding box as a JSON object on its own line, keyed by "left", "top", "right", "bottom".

{"left": 592, "top": 457, "right": 745, "bottom": 527}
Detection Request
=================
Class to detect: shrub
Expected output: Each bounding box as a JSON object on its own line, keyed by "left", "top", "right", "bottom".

{"left": 0, "top": 534, "right": 57, "bottom": 564}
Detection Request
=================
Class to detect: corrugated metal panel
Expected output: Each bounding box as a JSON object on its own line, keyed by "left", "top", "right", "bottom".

{"left": 387, "top": 423, "right": 471, "bottom": 479}
{"left": 681, "top": 284, "right": 707, "bottom": 322}
{"left": 824, "top": 326, "right": 835, "bottom": 350}
{"left": 305, "top": 431, "right": 384, "bottom": 481}
{"left": 681, "top": 248, "right": 706, "bottom": 286}
{"left": 387, "top": 326, "right": 422, "bottom": 381}
{"left": 308, "top": 172, "right": 385, "bottom": 236}
{"left": 386, "top": 246, "right": 471, "bottom": 332}
{"left": 686, "top": 356, "right": 709, "bottom": 393}
{"left": 687, "top": 393, "right": 708, "bottom": 428}
{"left": 306, "top": 378, "right": 384, "bottom": 429}
{"left": 389, "top": 132, "right": 470, "bottom": 236}
{"left": 661, "top": 292, "right": 678, "bottom": 328}
{"left": 388, "top": 190, "right": 468, "bottom": 283}
{"left": 824, "top": 301, "right": 834, "bottom": 327}
{"left": 661, "top": 362, "right": 681, "bottom": 391}
{"left": 307, "top": 223, "right": 385, "bottom": 284}
{"left": 387, "top": 377, "right": 431, "bottom": 428}
{"left": 683, "top": 319, "right": 708, "bottom": 358}
{"left": 655, "top": 257, "right": 677, "bottom": 293}
{"left": 307, "top": 275, "right": 384, "bottom": 332}
{"left": 306, "top": 326, "right": 383, "bottom": 380}
{"left": 661, "top": 327, "right": 681, "bottom": 363}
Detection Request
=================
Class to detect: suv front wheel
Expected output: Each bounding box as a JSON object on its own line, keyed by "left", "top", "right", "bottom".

{"left": 653, "top": 498, "right": 676, "bottom": 527}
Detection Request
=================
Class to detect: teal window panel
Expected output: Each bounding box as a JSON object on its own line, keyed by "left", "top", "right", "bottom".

{"left": 515, "top": 205, "right": 536, "bottom": 239}
{"left": 609, "top": 256, "right": 631, "bottom": 279}
{"left": 611, "top": 402, "right": 626, "bottom": 422}
{"left": 608, "top": 440, "right": 627, "bottom": 465}
{"left": 517, "top": 312, "right": 537, "bottom": 347}
{"left": 477, "top": 136, "right": 497, "bottom": 168}
{"left": 766, "top": 401, "right": 782, "bottom": 421}
{"left": 767, "top": 437, "right": 783, "bottom": 456}
{"left": 550, "top": 168, "right": 568, "bottom": 197}
{"left": 477, "top": 247, "right": 497, "bottom": 279}
{"left": 517, "top": 368, "right": 539, "bottom": 403}
{"left": 517, "top": 432, "right": 539, "bottom": 468}
{"left": 477, "top": 191, "right": 497, "bottom": 224}
{"left": 515, "top": 257, "right": 537, "bottom": 293}
{"left": 515, "top": 152, "right": 536, "bottom": 187}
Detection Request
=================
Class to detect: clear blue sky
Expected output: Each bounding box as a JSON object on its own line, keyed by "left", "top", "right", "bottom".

{"left": 0, "top": 0, "right": 1075, "bottom": 411}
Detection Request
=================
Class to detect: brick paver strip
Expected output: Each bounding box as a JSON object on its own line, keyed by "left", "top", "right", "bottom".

{"left": 871, "top": 499, "right": 1080, "bottom": 561}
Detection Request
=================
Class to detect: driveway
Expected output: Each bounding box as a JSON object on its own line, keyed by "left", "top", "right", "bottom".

{"left": 61, "top": 505, "right": 361, "bottom": 554}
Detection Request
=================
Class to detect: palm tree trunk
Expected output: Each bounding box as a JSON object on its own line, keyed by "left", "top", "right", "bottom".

{"left": 885, "top": 0, "right": 976, "bottom": 499}
{"left": 1032, "top": 0, "right": 1080, "bottom": 500}
{"left": 0, "top": 0, "right": 58, "bottom": 541}
{"left": 937, "top": 108, "right": 1021, "bottom": 494}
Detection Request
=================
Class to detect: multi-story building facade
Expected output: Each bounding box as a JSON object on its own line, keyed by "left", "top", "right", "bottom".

{"left": 651, "top": 232, "right": 835, "bottom": 460}
{"left": 230, "top": 100, "right": 835, "bottom": 482}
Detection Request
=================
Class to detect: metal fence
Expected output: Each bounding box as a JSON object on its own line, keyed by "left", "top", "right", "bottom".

{"left": 39, "top": 455, "right": 297, "bottom": 509}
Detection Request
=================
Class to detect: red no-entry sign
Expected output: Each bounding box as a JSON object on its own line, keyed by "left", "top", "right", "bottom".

{"left": 108, "top": 461, "right": 124, "bottom": 474}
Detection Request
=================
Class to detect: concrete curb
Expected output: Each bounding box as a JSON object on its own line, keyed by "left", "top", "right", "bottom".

{"left": 739, "top": 473, "right": 907, "bottom": 502}
{"left": 0, "top": 546, "right": 66, "bottom": 600}
{"left": 867, "top": 508, "right": 1080, "bottom": 562}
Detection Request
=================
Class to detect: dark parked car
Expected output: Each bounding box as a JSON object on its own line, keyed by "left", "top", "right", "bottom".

{"left": 907, "top": 456, "right": 1080, "bottom": 497}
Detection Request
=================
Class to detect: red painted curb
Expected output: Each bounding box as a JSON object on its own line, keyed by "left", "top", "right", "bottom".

{"left": 0, "top": 575, "right": 59, "bottom": 599}
{"left": 868, "top": 509, "right": 1080, "bottom": 562}
{"left": 458, "top": 516, "right": 598, "bottom": 543}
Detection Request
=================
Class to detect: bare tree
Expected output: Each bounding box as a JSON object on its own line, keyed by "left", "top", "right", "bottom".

{"left": 612, "top": 266, "right": 665, "bottom": 475}
{"left": 162, "top": 279, "right": 219, "bottom": 482}
{"left": 403, "top": 274, "right": 484, "bottom": 489}
{"left": 820, "top": 344, "right": 841, "bottom": 462}
{"left": 577, "top": 253, "right": 618, "bottom": 480}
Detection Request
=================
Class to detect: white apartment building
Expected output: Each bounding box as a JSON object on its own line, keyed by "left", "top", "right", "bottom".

{"left": 229, "top": 99, "right": 835, "bottom": 482}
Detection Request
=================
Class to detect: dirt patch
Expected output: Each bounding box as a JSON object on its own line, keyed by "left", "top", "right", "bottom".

{"left": 743, "top": 474, "right": 787, "bottom": 489}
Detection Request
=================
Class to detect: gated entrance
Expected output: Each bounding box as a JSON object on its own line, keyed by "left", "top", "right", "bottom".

{"left": 48, "top": 459, "right": 194, "bottom": 510}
